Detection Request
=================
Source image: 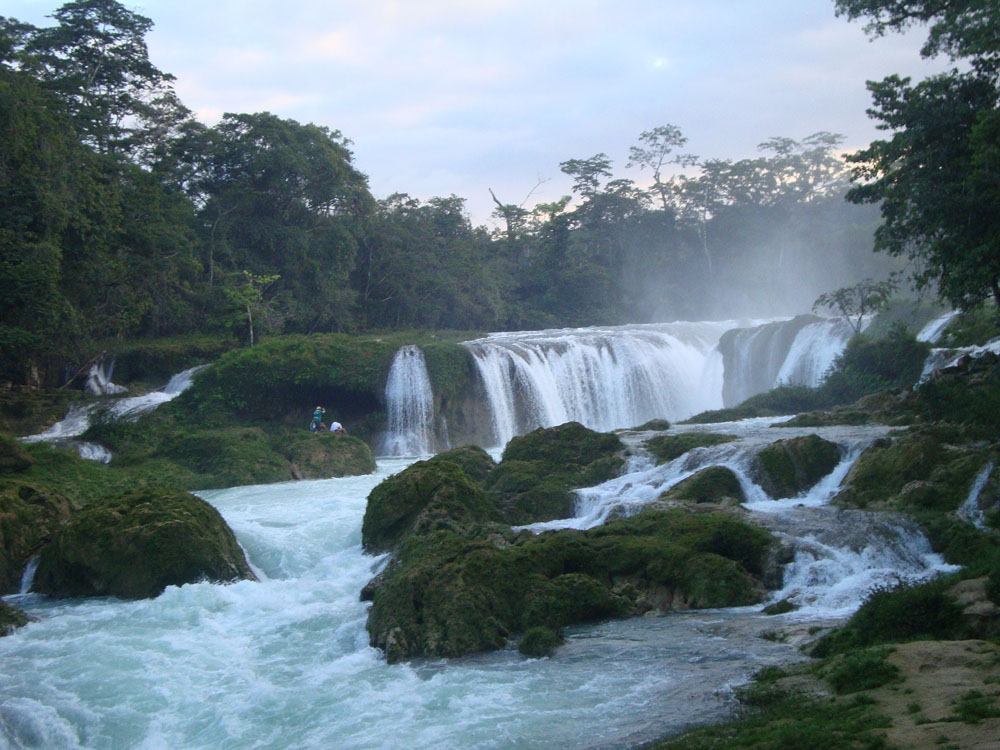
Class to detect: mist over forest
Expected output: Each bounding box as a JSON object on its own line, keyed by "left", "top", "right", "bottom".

{"left": 2, "top": 1, "right": 993, "bottom": 388}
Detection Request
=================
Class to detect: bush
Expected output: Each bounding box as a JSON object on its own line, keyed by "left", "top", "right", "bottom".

{"left": 825, "top": 649, "right": 900, "bottom": 694}
{"left": 820, "top": 326, "right": 930, "bottom": 405}
{"left": 812, "top": 580, "right": 965, "bottom": 657}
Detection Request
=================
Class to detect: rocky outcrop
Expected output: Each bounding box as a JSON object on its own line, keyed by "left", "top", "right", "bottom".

{"left": 0, "top": 484, "right": 78, "bottom": 594}
{"left": 644, "top": 432, "right": 737, "bottom": 465}
{"left": 361, "top": 449, "right": 501, "bottom": 555}
{"left": 0, "top": 599, "right": 30, "bottom": 636}
{"left": 33, "top": 488, "right": 257, "bottom": 599}
{"left": 657, "top": 466, "right": 746, "bottom": 506}
{"left": 361, "top": 424, "right": 775, "bottom": 663}
{"left": 484, "top": 422, "right": 624, "bottom": 524}
{"left": 365, "top": 507, "right": 774, "bottom": 663}
{"left": 286, "top": 432, "right": 376, "bottom": 479}
{"left": 753, "top": 434, "right": 841, "bottom": 498}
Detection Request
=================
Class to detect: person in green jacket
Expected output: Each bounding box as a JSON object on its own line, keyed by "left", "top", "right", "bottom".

{"left": 310, "top": 406, "right": 326, "bottom": 432}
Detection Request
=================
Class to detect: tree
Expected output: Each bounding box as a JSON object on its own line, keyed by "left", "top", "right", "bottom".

{"left": 813, "top": 277, "right": 899, "bottom": 334}
{"left": 222, "top": 271, "right": 281, "bottom": 347}
{"left": 24, "top": 0, "right": 179, "bottom": 160}
{"left": 836, "top": 0, "right": 1000, "bottom": 309}
{"left": 627, "top": 124, "right": 687, "bottom": 211}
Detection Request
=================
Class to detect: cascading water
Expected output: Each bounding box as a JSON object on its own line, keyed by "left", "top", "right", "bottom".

{"left": 916, "top": 310, "right": 959, "bottom": 343}
{"left": 959, "top": 463, "right": 995, "bottom": 530}
{"left": 381, "top": 346, "right": 436, "bottom": 457}
{"left": 521, "top": 421, "right": 956, "bottom": 619}
{"left": 719, "top": 315, "right": 856, "bottom": 406}
{"left": 21, "top": 365, "right": 207, "bottom": 462}
{"left": 461, "top": 321, "right": 738, "bottom": 449}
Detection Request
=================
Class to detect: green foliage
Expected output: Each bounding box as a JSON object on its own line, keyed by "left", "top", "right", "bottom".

{"left": 645, "top": 432, "right": 737, "bottom": 464}
{"left": 812, "top": 580, "right": 966, "bottom": 658}
{"left": 813, "top": 277, "right": 899, "bottom": 335}
{"left": 821, "top": 327, "right": 931, "bottom": 405}
{"left": 658, "top": 466, "right": 745, "bottom": 506}
{"left": 754, "top": 435, "right": 842, "bottom": 498}
{"left": 518, "top": 626, "right": 564, "bottom": 657}
{"left": 824, "top": 649, "right": 901, "bottom": 694}
{"left": 949, "top": 690, "right": 1000, "bottom": 724}
{"left": 939, "top": 303, "right": 1000, "bottom": 347}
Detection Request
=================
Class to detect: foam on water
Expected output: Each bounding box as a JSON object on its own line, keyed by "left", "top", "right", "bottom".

{"left": 0, "top": 457, "right": 806, "bottom": 750}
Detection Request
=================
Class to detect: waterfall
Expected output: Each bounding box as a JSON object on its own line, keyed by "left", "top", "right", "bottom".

{"left": 462, "top": 322, "right": 735, "bottom": 449}
{"left": 959, "top": 462, "right": 995, "bottom": 530}
{"left": 916, "top": 310, "right": 959, "bottom": 343}
{"left": 18, "top": 556, "right": 40, "bottom": 595}
{"left": 84, "top": 359, "right": 128, "bottom": 395}
{"left": 518, "top": 421, "right": 956, "bottom": 618}
{"left": 382, "top": 346, "right": 435, "bottom": 456}
{"left": 719, "top": 315, "right": 855, "bottom": 406}
{"left": 22, "top": 365, "right": 208, "bottom": 460}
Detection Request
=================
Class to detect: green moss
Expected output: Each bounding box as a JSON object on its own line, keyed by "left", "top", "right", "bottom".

{"left": 365, "top": 507, "right": 774, "bottom": 662}
{"left": 518, "top": 626, "right": 564, "bottom": 657}
{"left": 33, "top": 487, "right": 256, "bottom": 599}
{"left": 426, "top": 445, "right": 496, "bottom": 484}
{"left": 285, "top": 432, "right": 376, "bottom": 478}
{"left": 633, "top": 419, "right": 672, "bottom": 431}
{"left": 361, "top": 458, "right": 500, "bottom": 554}
{"left": 824, "top": 649, "right": 901, "bottom": 694}
{"left": 485, "top": 422, "right": 624, "bottom": 524}
{"left": 0, "top": 388, "right": 81, "bottom": 437}
{"left": 762, "top": 598, "right": 798, "bottom": 615}
{"left": 645, "top": 433, "right": 737, "bottom": 464}
{"left": 0, "top": 599, "right": 30, "bottom": 636}
{"left": 0, "top": 482, "right": 78, "bottom": 593}
{"left": 812, "top": 579, "right": 966, "bottom": 658}
{"left": 754, "top": 435, "right": 841, "bottom": 499}
{"left": 0, "top": 433, "right": 33, "bottom": 473}
{"left": 658, "top": 466, "right": 745, "bottom": 506}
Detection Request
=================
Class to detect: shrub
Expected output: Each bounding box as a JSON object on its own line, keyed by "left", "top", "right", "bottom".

{"left": 825, "top": 649, "right": 900, "bottom": 694}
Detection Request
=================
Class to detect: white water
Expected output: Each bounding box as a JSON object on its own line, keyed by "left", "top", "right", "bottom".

{"left": 916, "top": 311, "right": 959, "bottom": 343}
{"left": 1, "top": 460, "right": 806, "bottom": 750}
{"left": 775, "top": 318, "right": 855, "bottom": 388}
{"left": 21, "top": 366, "right": 206, "bottom": 461}
{"left": 84, "top": 361, "right": 128, "bottom": 396}
{"left": 919, "top": 336, "right": 1000, "bottom": 382}
{"left": 520, "top": 421, "right": 956, "bottom": 620}
{"left": 462, "top": 321, "right": 738, "bottom": 448}
{"left": 382, "top": 346, "right": 436, "bottom": 457}
{"left": 959, "top": 463, "right": 995, "bottom": 530}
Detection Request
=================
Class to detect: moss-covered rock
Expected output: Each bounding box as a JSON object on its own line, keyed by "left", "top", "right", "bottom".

{"left": 0, "top": 434, "right": 33, "bottom": 473}
{"left": 426, "top": 445, "right": 497, "bottom": 484}
{"left": 645, "top": 433, "right": 737, "bottom": 465}
{"left": 753, "top": 434, "right": 841, "bottom": 499}
{"left": 657, "top": 466, "right": 745, "bottom": 506}
{"left": 361, "top": 457, "right": 501, "bottom": 554}
{"left": 834, "top": 428, "right": 987, "bottom": 512}
{"left": 154, "top": 426, "right": 291, "bottom": 489}
{"left": 365, "top": 508, "right": 774, "bottom": 662}
{"left": 0, "top": 484, "right": 78, "bottom": 594}
{"left": 33, "top": 488, "right": 256, "bottom": 599}
{"left": 633, "top": 419, "right": 671, "bottom": 431}
{"left": 0, "top": 599, "right": 30, "bottom": 636}
{"left": 485, "top": 422, "right": 624, "bottom": 524}
{"left": 286, "top": 432, "right": 376, "bottom": 479}
{"left": 518, "top": 625, "right": 564, "bottom": 657}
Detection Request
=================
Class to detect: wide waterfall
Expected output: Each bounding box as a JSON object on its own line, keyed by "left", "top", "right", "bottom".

{"left": 382, "top": 345, "right": 436, "bottom": 456}
{"left": 461, "top": 321, "right": 738, "bottom": 449}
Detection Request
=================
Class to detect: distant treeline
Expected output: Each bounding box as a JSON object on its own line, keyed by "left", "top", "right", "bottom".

{"left": 0, "top": 1, "right": 890, "bottom": 386}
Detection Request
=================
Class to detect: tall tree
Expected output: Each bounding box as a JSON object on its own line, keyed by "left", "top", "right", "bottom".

{"left": 835, "top": 0, "right": 1000, "bottom": 308}
{"left": 627, "top": 124, "right": 687, "bottom": 212}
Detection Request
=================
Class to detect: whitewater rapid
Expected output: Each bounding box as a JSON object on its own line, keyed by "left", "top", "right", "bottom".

{"left": 1, "top": 418, "right": 959, "bottom": 749}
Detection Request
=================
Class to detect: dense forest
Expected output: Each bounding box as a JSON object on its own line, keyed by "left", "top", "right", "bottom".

{"left": 2, "top": 0, "right": 985, "bottom": 388}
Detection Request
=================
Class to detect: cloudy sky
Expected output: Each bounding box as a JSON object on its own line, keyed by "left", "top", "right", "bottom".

{"left": 7, "top": 0, "right": 949, "bottom": 224}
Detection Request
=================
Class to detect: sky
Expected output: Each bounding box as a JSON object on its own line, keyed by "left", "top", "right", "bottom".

{"left": 6, "top": 0, "right": 951, "bottom": 225}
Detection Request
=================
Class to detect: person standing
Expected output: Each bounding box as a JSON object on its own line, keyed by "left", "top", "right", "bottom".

{"left": 310, "top": 406, "right": 326, "bottom": 432}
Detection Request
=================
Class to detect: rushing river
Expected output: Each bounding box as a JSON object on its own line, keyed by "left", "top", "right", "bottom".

{"left": 1, "top": 419, "right": 958, "bottom": 750}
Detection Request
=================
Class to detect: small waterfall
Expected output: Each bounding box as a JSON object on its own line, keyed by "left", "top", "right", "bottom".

{"left": 916, "top": 310, "right": 959, "bottom": 343}
{"left": 959, "top": 462, "right": 994, "bottom": 530}
{"left": 517, "top": 422, "right": 954, "bottom": 617}
{"left": 19, "top": 556, "right": 40, "bottom": 594}
{"left": 22, "top": 365, "right": 208, "bottom": 460}
{"left": 462, "top": 322, "right": 734, "bottom": 449}
{"left": 719, "top": 315, "right": 855, "bottom": 406}
{"left": 382, "top": 346, "right": 435, "bottom": 456}
{"left": 84, "top": 359, "right": 128, "bottom": 395}
{"left": 919, "top": 337, "right": 1000, "bottom": 382}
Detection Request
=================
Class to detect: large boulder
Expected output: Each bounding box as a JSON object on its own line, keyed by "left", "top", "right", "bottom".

{"left": 33, "top": 488, "right": 256, "bottom": 599}
{"left": 753, "top": 434, "right": 841, "bottom": 498}
{"left": 286, "top": 432, "right": 376, "bottom": 479}
{"left": 365, "top": 508, "right": 774, "bottom": 663}
{"left": 485, "top": 422, "right": 625, "bottom": 524}
{"left": 0, "top": 484, "right": 78, "bottom": 594}
{"left": 645, "top": 433, "right": 737, "bottom": 465}
{"left": 361, "top": 450, "right": 501, "bottom": 554}
{"left": 0, "top": 599, "right": 30, "bottom": 636}
{"left": 657, "top": 466, "right": 746, "bottom": 506}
